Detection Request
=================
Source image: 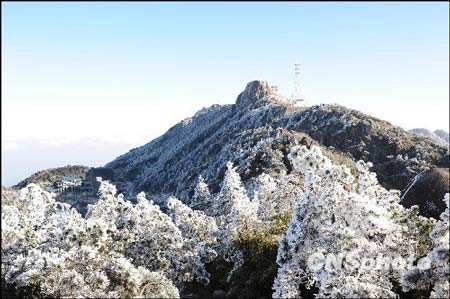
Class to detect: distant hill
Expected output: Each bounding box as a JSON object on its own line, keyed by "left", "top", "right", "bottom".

{"left": 410, "top": 128, "right": 449, "bottom": 145}
{"left": 14, "top": 165, "right": 91, "bottom": 189}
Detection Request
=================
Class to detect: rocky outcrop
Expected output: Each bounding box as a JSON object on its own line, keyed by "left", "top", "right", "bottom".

{"left": 236, "top": 80, "right": 274, "bottom": 107}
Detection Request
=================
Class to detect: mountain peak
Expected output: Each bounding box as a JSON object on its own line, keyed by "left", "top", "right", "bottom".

{"left": 235, "top": 80, "right": 277, "bottom": 107}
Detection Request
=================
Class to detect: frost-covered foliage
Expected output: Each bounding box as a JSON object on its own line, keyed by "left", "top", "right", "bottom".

{"left": 167, "top": 196, "right": 218, "bottom": 284}
{"left": 85, "top": 179, "right": 186, "bottom": 286}
{"left": 250, "top": 171, "right": 302, "bottom": 222}
{"left": 401, "top": 193, "right": 450, "bottom": 299}
{"left": 1, "top": 179, "right": 221, "bottom": 298}
{"left": 213, "top": 162, "right": 259, "bottom": 271}
{"left": 273, "top": 146, "right": 436, "bottom": 298}
{"left": 189, "top": 175, "right": 212, "bottom": 211}
{"left": 1, "top": 183, "right": 180, "bottom": 298}
{"left": 3, "top": 140, "right": 447, "bottom": 298}
{"left": 213, "top": 162, "right": 259, "bottom": 233}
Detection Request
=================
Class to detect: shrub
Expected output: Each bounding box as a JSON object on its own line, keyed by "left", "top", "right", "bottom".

{"left": 228, "top": 214, "right": 290, "bottom": 298}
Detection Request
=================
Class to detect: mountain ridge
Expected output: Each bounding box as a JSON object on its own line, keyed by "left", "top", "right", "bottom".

{"left": 10, "top": 80, "right": 449, "bottom": 218}
{"left": 105, "top": 80, "right": 448, "bottom": 202}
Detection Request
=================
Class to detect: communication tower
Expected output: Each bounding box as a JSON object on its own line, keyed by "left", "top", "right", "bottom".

{"left": 291, "top": 63, "right": 307, "bottom": 106}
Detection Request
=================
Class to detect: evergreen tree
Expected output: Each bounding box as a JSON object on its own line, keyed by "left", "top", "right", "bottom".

{"left": 190, "top": 175, "right": 212, "bottom": 212}
{"left": 273, "top": 146, "right": 435, "bottom": 298}
{"left": 213, "top": 162, "right": 259, "bottom": 272}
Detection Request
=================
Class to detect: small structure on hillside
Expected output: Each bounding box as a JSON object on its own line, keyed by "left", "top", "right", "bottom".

{"left": 62, "top": 175, "right": 82, "bottom": 186}
{"left": 54, "top": 176, "right": 83, "bottom": 193}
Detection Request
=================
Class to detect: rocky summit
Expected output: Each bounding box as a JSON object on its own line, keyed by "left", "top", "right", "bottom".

{"left": 101, "top": 80, "right": 449, "bottom": 215}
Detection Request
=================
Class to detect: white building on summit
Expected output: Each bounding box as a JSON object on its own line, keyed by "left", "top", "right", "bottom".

{"left": 291, "top": 63, "right": 307, "bottom": 107}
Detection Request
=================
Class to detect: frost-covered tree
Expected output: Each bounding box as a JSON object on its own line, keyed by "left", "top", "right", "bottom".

{"left": 1, "top": 183, "right": 180, "bottom": 298}
{"left": 84, "top": 179, "right": 186, "bottom": 287}
{"left": 401, "top": 193, "right": 449, "bottom": 299}
{"left": 212, "top": 162, "right": 259, "bottom": 270}
{"left": 190, "top": 175, "right": 212, "bottom": 212}
{"left": 4, "top": 245, "right": 179, "bottom": 298}
{"left": 273, "top": 146, "right": 435, "bottom": 298}
{"left": 213, "top": 162, "right": 258, "bottom": 230}
{"left": 167, "top": 196, "right": 218, "bottom": 284}
{"left": 87, "top": 179, "right": 220, "bottom": 288}
{"left": 250, "top": 172, "right": 302, "bottom": 222}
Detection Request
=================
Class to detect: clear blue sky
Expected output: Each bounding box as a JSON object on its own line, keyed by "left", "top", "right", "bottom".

{"left": 2, "top": 2, "right": 449, "bottom": 186}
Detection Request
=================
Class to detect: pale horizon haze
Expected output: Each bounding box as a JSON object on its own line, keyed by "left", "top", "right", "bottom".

{"left": 2, "top": 2, "right": 449, "bottom": 186}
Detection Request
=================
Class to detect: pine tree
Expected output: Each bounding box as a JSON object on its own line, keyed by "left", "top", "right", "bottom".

{"left": 213, "top": 162, "right": 259, "bottom": 271}
{"left": 251, "top": 172, "right": 302, "bottom": 222}
{"left": 190, "top": 175, "right": 212, "bottom": 212}
{"left": 167, "top": 196, "right": 218, "bottom": 284}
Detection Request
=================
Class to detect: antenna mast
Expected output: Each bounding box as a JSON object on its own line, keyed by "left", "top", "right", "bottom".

{"left": 291, "top": 63, "right": 307, "bottom": 106}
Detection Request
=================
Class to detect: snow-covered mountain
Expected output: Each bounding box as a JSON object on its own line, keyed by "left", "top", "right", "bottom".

{"left": 12, "top": 80, "right": 449, "bottom": 217}
{"left": 105, "top": 80, "right": 449, "bottom": 209}
{"left": 5, "top": 80, "right": 450, "bottom": 299}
